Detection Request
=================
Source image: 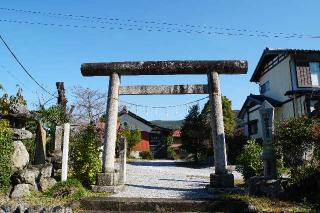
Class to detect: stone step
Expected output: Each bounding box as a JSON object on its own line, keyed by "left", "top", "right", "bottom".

{"left": 80, "top": 197, "right": 252, "bottom": 212}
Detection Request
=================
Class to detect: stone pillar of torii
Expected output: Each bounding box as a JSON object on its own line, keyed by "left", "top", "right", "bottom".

{"left": 81, "top": 60, "right": 248, "bottom": 191}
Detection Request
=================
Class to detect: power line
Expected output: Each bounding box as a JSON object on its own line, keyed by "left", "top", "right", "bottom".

{"left": 1, "top": 18, "right": 319, "bottom": 40}
{"left": 0, "top": 34, "right": 57, "bottom": 98}
{"left": 1, "top": 7, "right": 320, "bottom": 39}
{"left": 0, "top": 63, "right": 28, "bottom": 89}
{"left": 115, "top": 95, "right": 209, "bottom": 109}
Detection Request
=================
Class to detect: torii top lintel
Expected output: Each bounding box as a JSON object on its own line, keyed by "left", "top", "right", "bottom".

{"left": 81, "top": 60, "right": 248, "bottom": 76}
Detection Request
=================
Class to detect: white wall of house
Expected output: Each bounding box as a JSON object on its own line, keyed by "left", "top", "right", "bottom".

{"left": 294, "top": 96, "right": 306, "bottom": 117}
{"left": 119, "top": 114, "right": 153, "bottom": 132}
{"left": 243, "top": 105, "right": 263, "bottom": 139}
{"left": 259, "top": 56, "right": 292, "bottom": 102}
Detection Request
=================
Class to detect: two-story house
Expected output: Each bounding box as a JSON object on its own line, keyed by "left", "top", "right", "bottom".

{"left": 238, "top": 48, "right": 320, "bottom": 139}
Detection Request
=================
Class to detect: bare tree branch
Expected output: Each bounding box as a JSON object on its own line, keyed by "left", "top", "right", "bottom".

{"left": 71, "top": 86, "right": 106, "bottom": 123}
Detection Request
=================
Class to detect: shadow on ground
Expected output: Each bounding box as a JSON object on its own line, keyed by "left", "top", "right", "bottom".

{"left": 126, "top": 183, "right": 212, "bottom": 199}
{"left": 128, "top": 160, "right": 213, "bottom": 169}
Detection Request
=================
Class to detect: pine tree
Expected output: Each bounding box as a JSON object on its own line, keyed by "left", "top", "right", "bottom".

{"left": 181, "top": 105, "right": 208, "bottom": 163}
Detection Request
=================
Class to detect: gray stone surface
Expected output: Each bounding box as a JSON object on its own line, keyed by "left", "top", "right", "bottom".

{"left": 102, "top": 72, "right": 120, "bottom": 173}
{"left": 9, "top": 103, "right": 30, "bottom": 115}
{"left": 11, "top": 128, "right": 32, "bottom": 140}
{"left": 81, "top": 60, "right": 248, "bottom": 76}
{"left": 210, "top": 173, "right": 234, "bottom": 188}
{"left": 10, "top": 184, "right": 31, "bottom": 198}
{"left": 11, "top": 141, "right": 29, "bottom": 172}
{"left": 91, "top": 185, "right": 125, "bottom": 193}
{"left": 207, "top": 72, "right": 228, "bottom": 175}
{"left": 119, "top": 84, "right": 208, "bottom": 95}
{"left": 34, "top": 122, "right": 47, "bottom": 165}
{"left": 0, "top": 204, "right": 72, "bottom": 213}
{"left": 97, "top": 172, "right": 119, "bottom": 186}
{"left": 54, "top": 126, "right": 63, "bottom": 151}
{"left": 118, "top": 138, "right": 127, "bottom": 185}
{"left": 247, "top": 176, "right": 287, "bottom": 198}
{"left": 40, "top": 163, "right": 53, "bottom": 178}
{"left": 19, "top": 168, "right": 39, "bottom": 190}
{"left": 112, "top": 160, "right": 243, "bottom": 199}
{"left": 39, "top": 177, "right": 57, "bottom": 192}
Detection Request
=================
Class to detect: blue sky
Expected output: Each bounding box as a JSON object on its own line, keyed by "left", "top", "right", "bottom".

{"left": 1, "top": 0, "right": 320, "bottom": 120}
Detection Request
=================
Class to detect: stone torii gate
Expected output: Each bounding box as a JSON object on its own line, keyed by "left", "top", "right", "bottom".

{"left": 81, "top": 60, "right": 247, "bottom": 191}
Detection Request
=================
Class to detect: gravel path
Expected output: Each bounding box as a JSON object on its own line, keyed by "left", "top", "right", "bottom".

{"left": 112, "top": 160, "right": 242, "bottom": 199}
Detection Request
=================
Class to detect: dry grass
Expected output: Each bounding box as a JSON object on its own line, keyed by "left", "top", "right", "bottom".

{"left": 222, "top": 194, "right": 312, "bottom": 212}
{"left": 0, "top": 190, "right": 110, "bottom": 209}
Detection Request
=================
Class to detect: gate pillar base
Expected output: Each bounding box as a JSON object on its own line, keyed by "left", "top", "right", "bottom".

{"left": 210, "top": 173, "right": 234, "bottom": 188}
{"left": 97, "top": 171, "right": 120, "bottom": 186}
{"left": 91, "top": 171, "right": 124, "bottom": 193}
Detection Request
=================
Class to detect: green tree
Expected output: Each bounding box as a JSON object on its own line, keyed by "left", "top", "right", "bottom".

{"left": 202, "top": 96, "right": 236, "bottom": 137}
{"left": 181, "top": 105, "right": 209, "bottom": 163}
{"left": 70, "top": 124, "right": 101, "bottom": 186}
{"left": 123, "top": 126, "right": 141, "bottom": 154}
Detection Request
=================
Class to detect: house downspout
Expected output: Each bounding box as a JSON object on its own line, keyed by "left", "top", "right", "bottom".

{"left": 289, "top": 58, "right": 296, "bottom": 117}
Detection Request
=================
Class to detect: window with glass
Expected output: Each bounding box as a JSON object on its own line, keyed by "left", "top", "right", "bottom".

{"left": 260, "top": 81, "right": 270, "bottom": 94}
{"left": 296, "top": 62, "right": 320, "bottom": 87}
{"left": 249, "top": 120, "right": 258, "bottom": 135}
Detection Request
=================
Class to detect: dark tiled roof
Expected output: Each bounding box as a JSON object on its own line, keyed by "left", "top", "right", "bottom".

{"left": 119, "top": 110, "right": 172, "bottom": 132}
{"left": 251, "top": 48, "right": 320, "bottom": 82}
{"left": 249, "top": 94, "right": 282, "bottom": 107}
{"left": 237, "top": 94, "right": 282, "bottom": 119}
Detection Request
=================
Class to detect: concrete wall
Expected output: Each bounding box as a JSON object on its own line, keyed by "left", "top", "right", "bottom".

{"left": 259, "top": 56, "right": 292, "bottom": 102}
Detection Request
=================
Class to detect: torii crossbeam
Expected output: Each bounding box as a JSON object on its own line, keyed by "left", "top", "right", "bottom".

{"left": 81, "top": 60, "right": 248, "bottom": 191}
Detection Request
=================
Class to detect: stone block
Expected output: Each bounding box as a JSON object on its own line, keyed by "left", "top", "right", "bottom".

{"left": 54, "top": 126, "right": 63, "bottom": 151}
{"left": 39, "top": 177, "right": 57, "bottom": 192}
{"left": 12, "top": 141, "right": 29, "bottom": 172}
{"left": 210, "top": 173, "right": 234, "bottom": 188}
{"left": 34, "top": 123, "right": 47, "bottom": 165}
{"left": 247, "top": 176, "right": 287, "bottom": 198}
{"left": 12, "top": 128, "right": 32, "bottom": 140}
{"left": 97, "top": 172, "right": 119, "bottom": 186}
{"left": 10, "top": 184, "right": 31, "bottom": 198}
{"left": 40, "top": 163, "right": 53, "bottom": 178}
{"left": 91, "top": 185, "right": 125, "bottom": 193}
{"left": 18, "top": 167, "right": 40, "bottom": 191}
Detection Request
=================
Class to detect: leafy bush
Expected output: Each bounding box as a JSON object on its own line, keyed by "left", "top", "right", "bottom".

{"left": 274, "top": 117, "right": 320, "bottom": 203}
{"left": 70, "top": 124, "right": 101, "bottom": 187}
{"left": 45, "top": 178, "right": 86, "bottom": 200}
{"left": 236, "top": 139, "right": 263, "bottom": 181}
{"left": 274, "top": 117, "right": 319, "bottom": 168}
{"left": 36, "top": 105, "right": 70, "bottom": 149}
{"left": 123, "top": 127, "right": 141, "bottom": 154}
{"left": 140, "top": 150, "right": 154, "bottom": 160}
{"left": 0, "top": 120, "right": 13, "bottom": 192}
